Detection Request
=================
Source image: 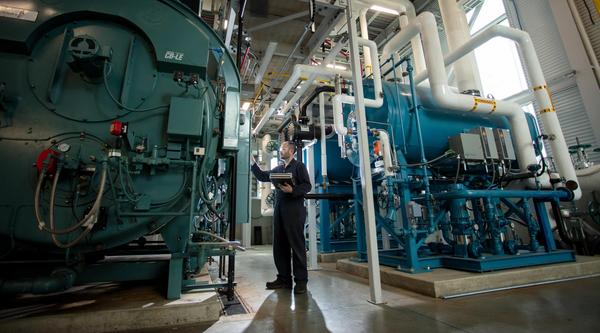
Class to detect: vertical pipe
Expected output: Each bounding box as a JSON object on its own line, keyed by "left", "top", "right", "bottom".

{"left": 390, "top": 56, "right": 407, "bottom": 155}
{"left": 227, "top": 156, "right": 237, "bottom": 301}
{"left": 319, "top": 93, "right": 328, "bottom": 187}
{"left": 359, "top": 9, "right": 373, "bottom": 77}
{"left": 399, "top": 13, "right": 427, "bottom": 74}
{"left": 438, "top": 0, "right": 483, "bottom": 94}
{"left": 406, "top": 58, "right": 435, "bottom": 232}
{"left": 306, "top": 145, "right": 319, "bottom": 270}
{"left": 346, "top": 0, "right": 383, "bottom": 304}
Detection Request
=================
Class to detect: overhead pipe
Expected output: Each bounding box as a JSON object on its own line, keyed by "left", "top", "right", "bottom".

{"left": 359, "top": 9, "right": 373, "bottom": 77}
{"left": 438, "top": 0, "right": 483, "bottom": 94}
{"left": 361, "top": 0, "right": 427, "bottom": 74}
{"left": 252, "top": 39, "right": 349, "bottom": 135}
{"left": 332, "top": 37, "right": 384, "bottom": 137}
{"left": 382, "top": 12, "right": 555, "bottom": 193}
{"left": 412, "top": 23, "right": 580, "bottom": 199}
{"left": 260, "top": 37, "right": 384, "bottom": 144}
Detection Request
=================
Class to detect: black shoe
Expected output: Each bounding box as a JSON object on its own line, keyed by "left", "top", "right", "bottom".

{"left": 266, "top": 278, "right": 292, "bottom": 290}
{"left": 294, "top": 282, "right": 307, "bottom": 294}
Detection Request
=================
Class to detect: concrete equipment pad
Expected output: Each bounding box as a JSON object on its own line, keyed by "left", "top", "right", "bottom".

{"left": 0, "top": 274, "right": 222, "bottom": 332}
{"left": 318, "top": 251, "right": 357, "bottom": 263}
{"left": 337, "top": 255, "right": 600, "bottom": 298}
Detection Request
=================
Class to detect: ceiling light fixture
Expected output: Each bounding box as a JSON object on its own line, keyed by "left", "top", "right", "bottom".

{"left": 370, "top": 5, "right": 399, "bottom": 15}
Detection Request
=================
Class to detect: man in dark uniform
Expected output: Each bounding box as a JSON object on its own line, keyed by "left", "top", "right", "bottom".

{"left": 251, "top": 141, "right": 312, "bottom": 294}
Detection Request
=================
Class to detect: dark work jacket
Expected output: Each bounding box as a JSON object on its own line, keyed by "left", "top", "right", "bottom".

{"left": 251, "top": 159, "right": 312, "bottom": 207}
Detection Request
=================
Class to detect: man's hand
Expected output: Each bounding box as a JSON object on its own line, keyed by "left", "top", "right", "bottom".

{"left": 279, "top": 183, "right": 293, "bottom": 193}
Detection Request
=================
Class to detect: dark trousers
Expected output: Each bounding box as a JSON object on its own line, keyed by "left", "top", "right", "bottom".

{"left": 273, "top": 201, "right": 308, "bottom": 283}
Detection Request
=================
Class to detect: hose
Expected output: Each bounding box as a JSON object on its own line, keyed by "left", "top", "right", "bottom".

{"left": 102, "top": 61, "right": 169, "bottom": 113}
{"left": 33, "top": 162, "right": 107, "bottom": 248}
{"left": 194, "top": 231, "right": 246, "bottom": 251}
{"left": 48, "top": 162, "right": 108, "bottom": 248}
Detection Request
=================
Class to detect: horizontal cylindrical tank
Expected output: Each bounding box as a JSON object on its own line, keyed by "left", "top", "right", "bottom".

{"left": 363, "top": 80, "right": 511, "bottom": 163}
{"left": 312, "top": 138, "right": 355, "bottom": 185}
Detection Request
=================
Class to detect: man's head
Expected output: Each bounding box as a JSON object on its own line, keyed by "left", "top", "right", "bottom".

{"left": 279, "top": 141, "right": 296, "bottom": 160}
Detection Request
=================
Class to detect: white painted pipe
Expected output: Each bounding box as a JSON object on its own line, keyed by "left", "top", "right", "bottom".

{"left": 360, "top": 0, "right": 427, "bottom": 74}
{"left": 332, "top": 94, "right": 349, "bottom": 136}
{"left": 319, "top": 92, "right": 328, "bottom": 184}
{"left": 252, "top": 41, "right": 349, "bottom": 135}
{"left": 359, "top": 9, "right": 373, "bottom": 77}
{"left": 332, "top": 38, "right": 384, "bottom": 138}
{"left": 412, "top": 23, "right": 580, "bottom": 199}
{"left": 276, "top": 41, "right": 350, "bottom": 118}
{"left": 377, "top": 130, "right": 394, "bottom": 177}
{"left": 438, "top": 0, "right": 483, "bottom": 94}
{"left": 260, "top": 134, "right": 273, "bottom": 217}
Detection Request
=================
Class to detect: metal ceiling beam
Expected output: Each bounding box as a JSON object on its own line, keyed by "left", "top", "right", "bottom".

{"left": 373, "top": 17, "right": 399, "bottom": 47}
{"left": 254, "top": 42, "right": 278, "bottom": 86}
{"left": 302, "top": 8, "right": 345, "bottom": 64}
{"left": 246, "top": 10, "right": 309, "bottom": 33}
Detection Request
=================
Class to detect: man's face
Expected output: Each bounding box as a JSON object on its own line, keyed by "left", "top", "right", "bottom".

{"left": 280, "top": 143, "right": 294, "bottom": 160}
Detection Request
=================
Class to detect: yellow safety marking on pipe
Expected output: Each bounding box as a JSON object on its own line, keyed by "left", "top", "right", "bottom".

{"left": 471, "top": 97, "right": 496, "bottom": 112}
{"left": 532, "top": 84, "right": 557, "bottom": 112}
{"left": 540, "top": 108, "right": 555, "bottom": 114}
{"left": 595, "top": 0, "right": 600, "bottom": 16}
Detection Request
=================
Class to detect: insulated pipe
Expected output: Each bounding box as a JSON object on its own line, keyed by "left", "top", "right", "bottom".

{"left": 438, "top": 0, "right": 483, "bottom": 94}
{"left": 319, "top": 92, "right": 328, "bottom": 186}
{"left": 413, "top": 23, "right": 580, "bottom": 199}
{"left": 279, "top": 36, "right": 384, "bottom": 120}
{"left": 386, "top": 13, "right": 549, "bottom": 190}
{"left": 260, "top": 134, "right": 273, "bottom": 217}
{"left": 332, "top": 37, "right": 384, "bottom": 137}
{"left": 360, "top": 0, "right": 427, "bottom": 74}
{"left": 253, "top": 40, "right": 349, "bottom": 135}
{"left": 376, "top": 130, "right": 394, "bottom": 177}
{"left": 359, "top": 9, "right": 373, "bottom": 77}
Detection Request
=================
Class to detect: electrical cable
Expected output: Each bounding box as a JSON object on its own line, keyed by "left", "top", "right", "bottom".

{"left": 102, "top": 61, "right": 169, "bottom": 113}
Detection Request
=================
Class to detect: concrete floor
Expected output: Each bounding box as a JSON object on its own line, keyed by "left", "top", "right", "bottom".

{"left": 201, "top": 245, "right": 600, "bottom": 333}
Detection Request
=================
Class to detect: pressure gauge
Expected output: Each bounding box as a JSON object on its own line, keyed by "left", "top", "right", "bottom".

{"left": 57, "top": 143, "right": 71, "bottom": 153}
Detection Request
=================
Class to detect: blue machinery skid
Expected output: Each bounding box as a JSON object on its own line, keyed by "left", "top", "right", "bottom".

{"left": 303, "top": 55, "right": 576, "bottom": 273}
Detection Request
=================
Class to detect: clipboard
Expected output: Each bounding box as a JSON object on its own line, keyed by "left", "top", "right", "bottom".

{"left": 269, "top": 173, "right": 295, "bottom": 187}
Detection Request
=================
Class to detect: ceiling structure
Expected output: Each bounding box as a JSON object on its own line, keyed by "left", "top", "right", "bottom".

{"left": 195, "top": 0, "right": 484, "bottom": 137}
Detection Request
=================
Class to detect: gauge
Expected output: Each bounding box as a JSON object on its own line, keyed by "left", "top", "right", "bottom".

{"left": 57, "top": 143, "right": 71, "bottom": 153}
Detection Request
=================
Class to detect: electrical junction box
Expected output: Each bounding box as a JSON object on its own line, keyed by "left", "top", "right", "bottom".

{"left": 449, "top": 133, "right": 485, "bottom": 161}
{"left": 493, "top": 128, "right": 517, "bottom": 161}
{"left": 469, "top": 127, "right": 499, "bottom": 160}
{"left": 167, "top": 96, "right": 204, "bottom": 138}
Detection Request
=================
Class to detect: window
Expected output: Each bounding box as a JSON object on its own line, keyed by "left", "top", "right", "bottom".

{"left": 465, "top": 1, "right": 528, "bottom": 100}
